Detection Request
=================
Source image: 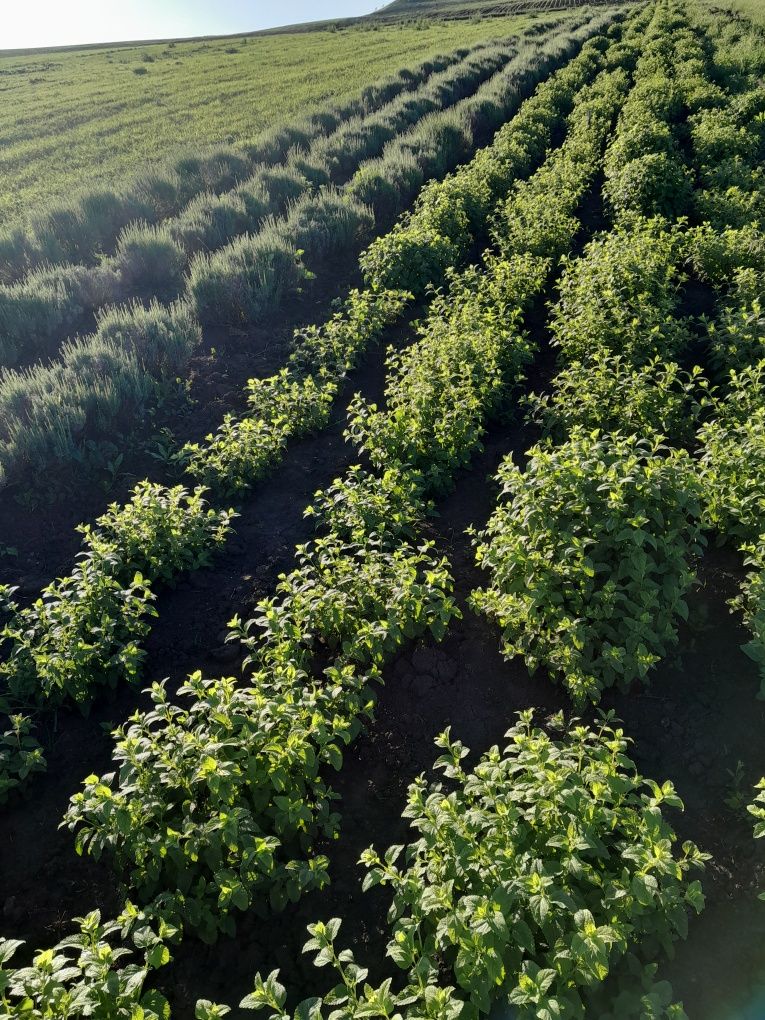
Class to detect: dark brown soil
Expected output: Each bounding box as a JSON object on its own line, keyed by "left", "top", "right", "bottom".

{"left": 0, "top": 246, "right": 369, "bottom": 593}
{"left": 2, "top": 178, "right": 765, "bottom": 1020}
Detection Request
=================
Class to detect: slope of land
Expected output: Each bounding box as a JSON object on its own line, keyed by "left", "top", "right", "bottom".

{"left": 375, "top": 0, "right": 630, "bottom": 20}
{"left": 0, "top": 12, "right": 548, "bottom": 224}
{"left": 716, "top": 0, "right": 765, "bottom": 26}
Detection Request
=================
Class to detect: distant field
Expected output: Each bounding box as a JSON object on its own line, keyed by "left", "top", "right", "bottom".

{"left": 0, "top": 12, "right": 550, "bottom": 224}
{"left": 377, "top": 0, "right": 626, "bottom": 19}
{"left": 722, "top": 0, "right": 765, "bottom": 27}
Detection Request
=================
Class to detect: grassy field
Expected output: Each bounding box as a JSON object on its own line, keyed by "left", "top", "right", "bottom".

{"left": 722, "top": 0, "right": 765, "bottom": 26}
{"left": 377, "top": 0, "right": 625, "bottom": 19}
{"left": 0, "top": 12, "right": 550, "bottom": 225}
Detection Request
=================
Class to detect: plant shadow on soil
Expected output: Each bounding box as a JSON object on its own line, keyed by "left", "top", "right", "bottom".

{"left": 159, "top": 420, "right": 765, "bottom": 1019}
{"left": 2, "top": 200, "right": 765, "bottom": 1019}
{"left": 0, "top": 244, "right": 367, "bottom": 593}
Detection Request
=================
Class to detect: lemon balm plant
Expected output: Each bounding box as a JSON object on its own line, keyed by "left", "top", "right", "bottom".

{"left": 0, "top": 712, "right": 45, "bottom": 804}
{"left": 0, "top": 483, "right": 235, "bottom": 707}
{"left": 77, "top": 482, "right": 236, "bottom": 586}
{"left": 527, "top": 354, "right": 711, "bottom": 445}
{"left": 65, "top": 468, "right": 458, "bottom": 941}
{"left": 183, "top": 288, "right": 409, "bottom": 495}
{"left": 241, "top": 712, "right": 707, "bottom": 1020}
{"left": 698, "top": 363, "right": 765, "bottom": 543}
{"left": 348, "top": 253, "right": 542, "bottom": 493}
{"left": 698, "top": 365, "right": 765, "bottom": 692}
{"left": 549, "top": 219, "right": 691, "bottom": 369}
{"left": 0, "top": 483, "right": 235, "bottom": 800}
{"left": 472, "top": 430, "right": 704, "bottom": 705}
{"left": 0, "top": 907, "right": 176, "bottom": 1019}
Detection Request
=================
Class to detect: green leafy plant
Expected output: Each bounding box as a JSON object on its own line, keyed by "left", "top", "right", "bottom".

{"left": 66, "top": 476, "right": 457, "bottom": 940}
{"left": 182, "top": 370, "right": 334, "bottom": 494}
{"left": 550, "top": 219, "right": 691, "bottom": 368}
{"left": 241, "top": 711, "right": 707, "bottom": 1019}
{"left": 528, "top": 353, "right": 711, "bottom": 445}
{"left": 77, "top": 482, "right": 236, "bottom": 585}
{"left": 0, "top": 560, "right": 155, "bottom": 706}
{"left": 0, "top": 481, "right": 235, "bottom": 707}
{"left": 184, "top": 288, "right": 409, "bottom": 495}
{"left": 0, "top": 907, "right": 175, "bottom": 1019}
{"left": 698, "top": 362, "right": 765, "bottom": 543}
{"left": 349, "top": 253, "right": 542, "bottom": 492}
{"left": 0, "top": 712, "right": 45, "bottom": 803}
{"left": 472, "top": 430, "right": 704, "bottom": 704}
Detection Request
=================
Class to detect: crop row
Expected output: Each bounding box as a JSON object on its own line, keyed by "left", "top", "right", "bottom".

{"left": 0, "top": 11, "right": 626, "bottom": 808}
{"left": 2, "top": 3, "right": 742, "bottom": 1015}
{"left": 60, "top": 5, "right": 661, "bottom": 990}
{"left": 184, "top": 18, "right": 622, "bottom": 496}
{"left": 0, "top": 12, "right": 667, "bottom": 1013}
{"left": 472, "top": 0, "right": 765, "bottom": 916}
{"left": 0, "top": 38, "right": 504, "bottom": 284}
{"left": 0, "top": 11, "right": 610, "bottom": 490}
{"left": 471, "top": 0, "right": 734, "bottom": 703}
{"left": 0, "top": 32, "right": 529, "bottom": 369}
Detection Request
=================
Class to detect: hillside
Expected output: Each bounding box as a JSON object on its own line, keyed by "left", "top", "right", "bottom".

{"left": 374, "top": 0, "right": 629, "bottom": 19}
{"left": 0, "top": 12, "right": 540, "bottom": 224}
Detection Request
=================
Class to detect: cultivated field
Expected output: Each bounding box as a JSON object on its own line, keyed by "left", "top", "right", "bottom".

{"left": 1, "top": 0, "right": 765, "bottom": 1018}
{"left": 722, "top": 0, "right": 765, "bottom": 27}
{"left": 0, "top": 12, "right": 557, "bottom": 224}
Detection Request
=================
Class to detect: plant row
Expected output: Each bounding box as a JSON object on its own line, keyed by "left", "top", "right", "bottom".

{"left": 0, "top": 11, "right": 612, "bottom": 490}
{"left": 0, "top": 32, "right": 532, "bottom": 369}
{"left": 0, "top": 9, "right": 716, "bottom": 1016}
{"left": 0, "top": 484, "right": 236, "bottom": 799}
{"left": 0, "top": 36, "right": 522, "bottom": 371}
{"left": 0, "top": 39, "right": 500, "bottom": 284}
{"left": 0, "top": 10, "right": 628, "bottom": 803}
{"left": 470, "top": 0, "right": 749, "bottom": 706}
{"left": 471, "top": 224, "right": 709, "bottom": 705}
{"left": 183, "top": 13, "right": 630, "bottom": 497}
{"left": 61, "top": 14, "right": 638, "bottom": 954}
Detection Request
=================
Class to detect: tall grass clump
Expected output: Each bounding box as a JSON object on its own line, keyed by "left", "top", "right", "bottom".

{"left": 0, "top": 300, "right": 200, "bottom": 484}
{"left": 252, "top": 164, "right": 309, "bottom": 212}
{"left": 0, "top": 148, "right": 255, "bottom": 284}
{"left": 285, "top": 150, "right": 332, "bottom": 189}
{"left": 170, "top": 186, "right": 264, "bottom": 255}
{"left": 284, "top": 188, "right": 375, "bottom": 259}
{"left": 188, "top": 228, "right": 304, "bottom": 325}
{"left": 0, "top": 263, "right": 120, "bottom": 367}
{"left": 114, "top": 222, "right": 187, "bottom": 300}
{"left": 94, "top": 299, "right": 200, "bottom": 376}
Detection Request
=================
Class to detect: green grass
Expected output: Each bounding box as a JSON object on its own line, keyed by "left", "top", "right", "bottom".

{"left": 721, "top": 0, "right": 765, "bottom": 27}
{"left": 0, "top": 13, "right": 549, "bottom": 225}
{"left": 377, "top": 0, "right": 616, "bottom": 18}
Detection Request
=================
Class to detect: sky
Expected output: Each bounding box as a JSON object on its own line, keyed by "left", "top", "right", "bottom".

{"left": 3, "top": 1, "right": 386, "bottom": 51}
